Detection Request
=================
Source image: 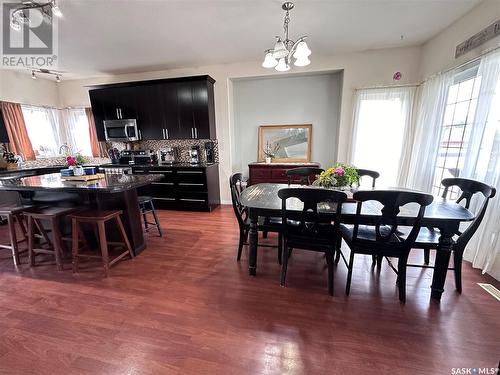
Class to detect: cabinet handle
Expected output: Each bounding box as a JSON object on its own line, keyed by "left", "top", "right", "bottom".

{"left": 152, "top": 182, "right": 174, "bottom": 185}
{"left": 177, "top": 171, "right": 203, "bottom": 174}
{"left": 179, "top": 198, "right": 206, "bottom": 202}
{"left": 139, "top": 130, "right": 142, "bottom": 139}
{"left": 166, "top": 129, "right": 169, "bottom": 139}
{"left": 178, "top": 183, "right": 204, "bottom": 186}
{"left": 153, "top": 197, "right": 176, "bottom": 201}
{"left": 194, "top": 128, "right": 198, "bottom": 139}
{"left": 191, "top": 128, "right": 194, "bottom": 138}
{"left": 162, "top": 129, "right": 165, "bottom": 139}
{"left": 116, "top": 108, "right": 119, "bottom": 119}
{"left": 149, "top": 170, "right": 173, "bottom": 173}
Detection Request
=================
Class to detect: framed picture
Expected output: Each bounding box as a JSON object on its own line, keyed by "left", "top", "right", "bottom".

{"left": 258, "top": 124, "right": 312, "bottom": 162}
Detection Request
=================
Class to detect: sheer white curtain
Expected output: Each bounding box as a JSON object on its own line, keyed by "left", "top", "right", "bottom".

{"left": 460, "top": 50, "right": 500, "bottom": 275}
{"left": 400, "top": 70, "right": 454, "bottom": 191}
{"left": 351, "top": 86, "right": 415, "bottom": 187}
{"left": 59, "top": 108, "right": 93, "bottom": 156}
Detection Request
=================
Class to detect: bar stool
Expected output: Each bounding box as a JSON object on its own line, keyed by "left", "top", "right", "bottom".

{"left": 70, "top": 210, "right": 134, "bottom": 277}
{"left": 0, "top": 205, "right": 32, "bottom": 266}
{"left": 25, "top": 206, "right": 77, "bottom": 271}
{"left": 138, "top": 196, "right": 162, "bottom": 237}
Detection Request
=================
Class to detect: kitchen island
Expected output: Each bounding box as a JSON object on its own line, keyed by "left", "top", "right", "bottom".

{"left": 0, "top": 173, "right": 161, "bottom": 255}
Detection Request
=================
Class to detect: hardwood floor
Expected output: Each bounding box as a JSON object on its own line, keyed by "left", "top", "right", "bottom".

{"left": 0, "top": 206, "right": 498, "bottom": 374}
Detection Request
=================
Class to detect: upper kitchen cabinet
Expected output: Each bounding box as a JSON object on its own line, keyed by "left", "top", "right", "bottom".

{"left": 88, "top": 75, "right": 216, "bottom": 142}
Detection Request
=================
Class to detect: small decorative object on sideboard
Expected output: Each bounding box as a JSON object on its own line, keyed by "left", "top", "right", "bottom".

{"left": 263, "top": 141, "right": 280, "bottom": 163}
{"left": 312, "top": 162, "right": 359, "bottom": 189}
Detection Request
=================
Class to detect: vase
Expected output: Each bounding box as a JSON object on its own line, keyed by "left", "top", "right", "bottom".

{"left": 73, "top": 166, "right": 84, "bottom": 176}
{"left": 265, "top": 157, "right": 272, "bottom": 164}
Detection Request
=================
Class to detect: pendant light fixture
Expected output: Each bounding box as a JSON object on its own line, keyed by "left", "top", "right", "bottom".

{"left": 261, "top": 1, "right": 311, "bottom": 72}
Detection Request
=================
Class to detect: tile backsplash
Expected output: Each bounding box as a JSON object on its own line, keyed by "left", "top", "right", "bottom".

{"left": 109, "top": 139, "right": 219, "bottom": 164}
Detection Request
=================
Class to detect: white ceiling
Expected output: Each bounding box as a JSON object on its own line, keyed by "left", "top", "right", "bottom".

{"left": 4, "top": 0, "right": 483, "bottom": 78}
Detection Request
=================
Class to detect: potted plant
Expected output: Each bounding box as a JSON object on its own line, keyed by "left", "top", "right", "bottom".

{"left": 312, "top": 162, "right": 359, "bottom": 190}
{"left": 263, "top": 141, "right": 280, "bottom": 164}
{"left": 66, "top": 154, "right": 86, "bottom": 176}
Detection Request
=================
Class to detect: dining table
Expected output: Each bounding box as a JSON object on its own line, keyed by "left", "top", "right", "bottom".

{"left": 240, "top": 183, "right": 475, "bottom": 301}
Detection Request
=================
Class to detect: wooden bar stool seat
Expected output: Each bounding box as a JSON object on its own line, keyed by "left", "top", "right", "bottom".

{"left": 0, "top": 205, "right": 33, "bottom": 266}
{"left": 25, "top": 206, "right": 77, "bottom": 271}
{"left": 138, "top": 196, "right": 162, "bottom": 237}
{"left": 70, "top": 210, "right": 134, "bottom": 277}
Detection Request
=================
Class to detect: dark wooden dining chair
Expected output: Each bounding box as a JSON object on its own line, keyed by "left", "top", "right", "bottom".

{"left": 286, "top": 167, "right": 325, "bottom": 185}
{"left": 407, "top": 178, "right": 496, "bottom": 293}
{"left": 229, "top": 173, "right": 282, "bottom": 263}
{"left": 355, "top": 169, "right": 380, "bottom": 188}
{"left": 339, "top": 190, "right": 433, "bottom": 303}
{"left": 278, "top": 188, "right": 347, "bottom": 295}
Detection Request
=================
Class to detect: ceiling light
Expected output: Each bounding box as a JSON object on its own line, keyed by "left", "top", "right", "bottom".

{"left": 262, "top": 2, "right": 311, "bottom": 72}
{"left": 51, "top": 1, "right": 63, "bottom": 17}
{"left": 293, "top": 41, "right": 311, "bottom": 59}
{"left": 294, "top": 56, "right": 311, "bottom": 67}
{"left": 262, "top": 51, "right": 278, "bottom": 68}
{"left": 31, "top": 71, "right": 37, "bottom": 79}
{"left": 10, "top": 18, "right": 21, "bottom": 31}
{"left": 10, "top": 0, "right": 62, "bottom": 30}
{"left": 275, "top": 58, "right": 290, "bottom": 72}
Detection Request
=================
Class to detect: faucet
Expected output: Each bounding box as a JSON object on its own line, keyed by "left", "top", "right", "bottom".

{"left": 59, "top": 144, "right": 71, "bottom": 156}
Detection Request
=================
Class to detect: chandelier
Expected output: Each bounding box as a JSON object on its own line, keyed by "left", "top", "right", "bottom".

{"left": 10, "top": 0, "right": 63, "bottom": 31}
{"left": 262, "top": 1, "right": 311, "bottom": 72}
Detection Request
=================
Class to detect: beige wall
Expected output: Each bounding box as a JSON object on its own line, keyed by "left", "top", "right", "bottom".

{"left": 0, "top": 70, "right": 59, "bottom": 107}
{"left": 56, "top": 46, "right": 422, "bottom": 203}
{"left": 419, "top": 0, "right": 500, "bottom": 78}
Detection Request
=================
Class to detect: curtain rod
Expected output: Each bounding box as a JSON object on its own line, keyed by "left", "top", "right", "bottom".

{"left": 357, "top": 44, "right": 500, "bottom": 91}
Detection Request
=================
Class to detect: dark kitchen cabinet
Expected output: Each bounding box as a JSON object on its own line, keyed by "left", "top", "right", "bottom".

{"left": 134, "top": 164, "right": 220, "bottom": 212}
{"left": 88, "top": 75, "right": 216, "bottom": 142}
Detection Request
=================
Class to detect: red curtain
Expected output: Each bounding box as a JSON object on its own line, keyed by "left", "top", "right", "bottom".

{"left": 0, "top": 101, "right": 36, "bottom": 161}
{"left": 85, "top": 107, "right": 105, "bottom": 158}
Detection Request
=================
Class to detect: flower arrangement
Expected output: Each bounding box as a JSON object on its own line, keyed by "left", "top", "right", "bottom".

{"left": 312, "top": 162, "right": 359, "bottom": 189}
{"left": 263, "top": 141, "right": 280, "bottom": 159}
{"left": 66, "top": 154, "right": 86, "bottom": 167}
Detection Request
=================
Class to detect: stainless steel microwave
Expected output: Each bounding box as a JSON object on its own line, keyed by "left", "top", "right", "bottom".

{"left": 104, "top": 119, "right": 139, "bottom": 142}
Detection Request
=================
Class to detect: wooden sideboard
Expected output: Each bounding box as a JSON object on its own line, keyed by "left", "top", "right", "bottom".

{"left": 248, "top": 162, "right": 321, "bottom": 186}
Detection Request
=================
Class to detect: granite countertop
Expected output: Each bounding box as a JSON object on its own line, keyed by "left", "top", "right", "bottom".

{"left": 99, "top": 162, "right": 219, "bottom": 169}
{"left": 0, "top": 173, "right": 161, "bottom": 193}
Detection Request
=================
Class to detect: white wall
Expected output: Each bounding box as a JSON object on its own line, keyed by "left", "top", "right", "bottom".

{"left": 232, "top": 72, "right": 342, "bottom": 175}
{"left": 55, "top": 46, "right": 422, "bottom": 203}
{"left": 0, "top": 70, "right": 58, "bottom": 107}
{"left": 419, "top": 0, "right": 500, "bottom": 78}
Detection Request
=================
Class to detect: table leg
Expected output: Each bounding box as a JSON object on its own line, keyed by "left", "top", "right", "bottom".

{"left": 248, "top": 209, "right": 258, "bottom": 276}
{"left": 431, "top": 228, "right": 454, "bottom": 301}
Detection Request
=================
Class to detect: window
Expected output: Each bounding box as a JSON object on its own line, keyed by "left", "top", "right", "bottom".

{"left": 62, "top": 108, "right": 93, "bottom": 157}
{"left": 432, "top": 64, "right": 481, "bottom": 198}
{"left": 21, "top": 105, "right": 93, "bottom": 158}
{"left": 21, "top": 105, "right": 60, "bottom": 157}
{"left": 351, "top": 87, "right": 415, "bottom": 187}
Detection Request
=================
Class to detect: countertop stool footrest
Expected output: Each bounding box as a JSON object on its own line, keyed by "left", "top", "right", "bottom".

{"left": 0, "top": 205, "right": 34, "bottom": 266}
{"left": 69, "top": 210, "right": 134, "bottom": 277}
{"left": 24, "top": 206, "right": 77, "bottom": 271}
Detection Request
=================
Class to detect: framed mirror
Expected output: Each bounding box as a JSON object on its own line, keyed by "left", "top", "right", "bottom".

{"left": 258, "top": 124, "right": 312, "bottom": 162}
